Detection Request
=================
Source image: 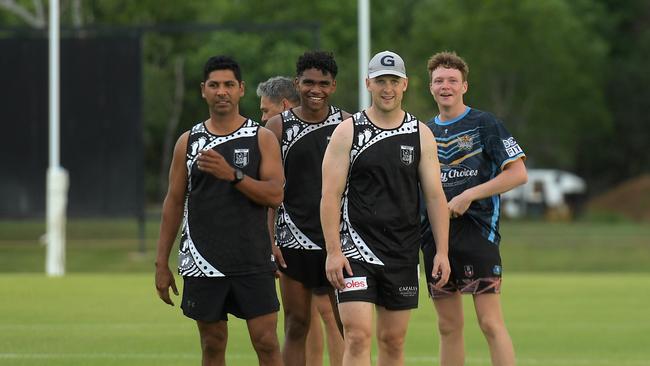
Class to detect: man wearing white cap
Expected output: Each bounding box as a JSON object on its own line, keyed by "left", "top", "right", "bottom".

{"left": 321, "top": 50, "right": 451, "bottom": 366}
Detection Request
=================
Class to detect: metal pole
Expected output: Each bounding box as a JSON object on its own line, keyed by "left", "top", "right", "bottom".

{"left": 358, "top": 0, "right": 370, "bottom": 111}
{"left": 46, "top": 0, "right": 68, "bottom": 277}
{"left": 49, "top": 1, "right": 59, "bottom": 169}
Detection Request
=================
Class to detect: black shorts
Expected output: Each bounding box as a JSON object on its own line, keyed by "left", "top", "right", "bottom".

{"left": 312, "top": 286, "right": 331, "bottom": 296}
{"left": 422, "top": 216, "right": 503, "bottom": 298}
{"left": 336, "top": 260, "right": 419, "bottom": 310}
{"left": 181, "top": 272, "right": 279, "bottom": 322}
{"left": 279, "top": 247, "right": 331, "bottom": 289}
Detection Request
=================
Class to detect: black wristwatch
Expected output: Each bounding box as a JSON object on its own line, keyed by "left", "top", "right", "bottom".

{"left": 231, "top": 168, "right": 245, "bottom": 185}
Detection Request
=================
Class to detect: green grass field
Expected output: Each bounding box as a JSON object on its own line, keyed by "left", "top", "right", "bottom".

{"left": 2, "top": 220, "right": 649, "bottom": 273}
{"left": 1, "top": 220, "right": 649, "bottom": 365}
{"left": 1, "top": 273, "right": 649, "bottom": 365}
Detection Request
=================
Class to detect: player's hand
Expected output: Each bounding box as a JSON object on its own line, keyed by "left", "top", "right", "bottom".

{"left": 155, "top": 264, "right": 179, "bottom": 306}
{"left": 196, "top": 149, "right": 236, "bottom": 181}
{"left": 430, "top": 253, "right": 451, "bottom": 289}
{"left": 326, "top": 250, "right": 352, "bottom": 290}
{"left": 448, "top": 191, "right": 472, "bottom": 218}
{"left": 272, "top": 244, "right": 286, "bottom": 278}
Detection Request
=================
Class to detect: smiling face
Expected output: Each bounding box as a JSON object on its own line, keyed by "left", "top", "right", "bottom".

{"left": 201, "top": 69, "right": 245, "bottom": 116}
{"left": 367, "top": 74, "right": 408, "bottom": 113}
{"left": 429, "top": 66, "right": 467, "bottom": 111}
{"left": 295, "top": 68, "right": 336, "bottom": 113}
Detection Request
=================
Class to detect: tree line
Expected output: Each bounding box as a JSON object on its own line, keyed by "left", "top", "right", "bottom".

{"left": 2, "top": 0, "right": 648, "bottom": 201}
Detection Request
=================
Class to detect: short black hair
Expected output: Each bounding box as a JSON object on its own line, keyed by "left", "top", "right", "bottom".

{"left": 203, "top": 55, "right": 242, "bottom": 82}
{"left": 296, "top": 51, "right": 338, "bottom": 78}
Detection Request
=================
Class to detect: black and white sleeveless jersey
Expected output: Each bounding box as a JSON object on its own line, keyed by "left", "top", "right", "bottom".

{"left": 275, "top": 106, "right": 344, "bottom": 251}
{"left": 340, "top": 111, "right": 421, "bottom": 266}
{"left": 178, "top": 119, "right": 274, "bottom": 277}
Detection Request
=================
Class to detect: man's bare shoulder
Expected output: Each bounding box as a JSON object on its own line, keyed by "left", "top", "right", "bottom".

{"left": 340, "top": 109, "right": 353, "bottom": 120}
{"left": 264, "top": 114, "right": 284, "bottom": 140}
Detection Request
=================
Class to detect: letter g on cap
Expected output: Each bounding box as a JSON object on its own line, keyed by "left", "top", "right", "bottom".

{"left": 380, "top": 55, "right": 395, "bottom": 66}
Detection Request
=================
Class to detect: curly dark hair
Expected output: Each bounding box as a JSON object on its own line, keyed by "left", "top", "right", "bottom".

{"left": 203, "top": 55, "right": 242, "bottom": 82}
{"left": 427, "top": 51, "right": 469, "bottom": 82}
{"left": 296, "top": 51, "right": 338, "bottom": 78}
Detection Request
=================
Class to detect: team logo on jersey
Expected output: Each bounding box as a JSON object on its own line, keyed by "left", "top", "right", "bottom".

{"left": 464, "top": 265, "right": 474, "bottom": 278}
{"left": 233, "top": 149, "right": 249, "bottom": 168}
{"left": 400, "top": 145, "right": 415, "bottom": 165}
{"left": 457, "top": 135, "right": 474, "bottom": 151}
{"left": 502, "top": 137, "right": 523, "bottom": 158}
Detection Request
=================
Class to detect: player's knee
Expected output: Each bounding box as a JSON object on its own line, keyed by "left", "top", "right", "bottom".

{"left": 377, "top": 331, "right": 406, "bottom": 356}
{"left": 285, "top": 313, "right": 311, "bottom": 340}
{"left": 344, "top": 327, "right": 372, "bottom": 355}
{"left": 437, "top": 315, "right": 463, "bottom": 337}
{"left": 251, "top": 329, "right": 280, "bottom": 355}
{"left": 200, "top": 330, "right": 227, "bottom": 357}
{"left": 477, "top": 316, "right": 504, "bottom": 339}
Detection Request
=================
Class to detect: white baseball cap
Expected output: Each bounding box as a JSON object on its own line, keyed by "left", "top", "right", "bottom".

{"left": 368, "top": 50, "right": 407, "bottom": 79}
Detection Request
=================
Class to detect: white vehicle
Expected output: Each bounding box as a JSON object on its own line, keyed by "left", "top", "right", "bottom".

{"left": 501, "top": 169, "right": 586, "bottom": 219}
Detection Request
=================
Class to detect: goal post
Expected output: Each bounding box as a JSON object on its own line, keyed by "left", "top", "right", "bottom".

{"left": 46, "top": 167, "right": 68, "bottom": 276}
{"left": 46, "top": 0, "right": 67, "bottom": 277}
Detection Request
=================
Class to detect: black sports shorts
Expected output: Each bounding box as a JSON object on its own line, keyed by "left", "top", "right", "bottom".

{"left": 422, "top": 216, "right": 503, "bottom": 298}
{"left": 279, "top": 247, "right": 331, "bottom": 289}
{"left": 181, "top": 272, "right": 279, "bottom": 322}
{"left": 336, "top": 260, "right": 419, "bottom": 310}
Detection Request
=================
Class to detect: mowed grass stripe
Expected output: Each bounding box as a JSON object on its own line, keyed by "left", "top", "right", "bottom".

{"left": 1, "top": 353, "right": 649, "bottom": 365}
{"left": 4, "top": 220, "right": 650, "bottom": 273}
{"left": 1, "top": 273, "right": 649, "bottom": 366}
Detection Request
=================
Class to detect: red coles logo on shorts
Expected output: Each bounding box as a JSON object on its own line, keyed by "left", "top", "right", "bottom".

{"left": 341, "top": 277, "right": 368, "bottom": 292}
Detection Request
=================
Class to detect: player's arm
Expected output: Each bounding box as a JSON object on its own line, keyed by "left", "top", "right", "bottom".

{"left": 262, "top": 117, "right": 287, "bottom": 272}
{"left": 321, "top": 118, "right": 354, "bottom": 290}
{"left": 155, "top": 132, "right": 189, "bottom": 306}
{"left": 197, "top": 127, "right": 284, "bottom": 207}
{"left": 241, "top": 127, "right": 284, "bottom": 207}
{"left": 448, "top": 157, "right": 527, "bottom": 218}
{"left": 419, "top": 124, "right": 451, "bottom": 288}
